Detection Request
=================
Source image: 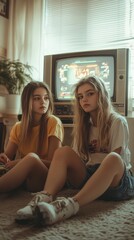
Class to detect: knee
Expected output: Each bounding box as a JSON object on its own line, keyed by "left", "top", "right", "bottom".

{"left": 108, "top": 152, "right": 122, "bottom": 162}
{"left": 54, "top": 146, "right": 72, "bottom": 157}
{"left": 104, "top": 152, "right": 124, "bottom": 169}
{"left": 27, "top": 152, "right": 40, "bottom": 159}
{"left": 52, "top": 146, "right": 74, "bottom": 164}
{"left": 23, "top": 152, "right": 41, "bottom": 164}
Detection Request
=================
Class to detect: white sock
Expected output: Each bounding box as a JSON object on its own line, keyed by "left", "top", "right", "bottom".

{"left": 37, "top": 197, "right": 79, "bottom": 225}
{"left": 15, "top": 191, "right": 53, "bottom": 221}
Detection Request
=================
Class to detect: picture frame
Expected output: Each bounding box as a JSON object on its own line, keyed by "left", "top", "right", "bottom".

{"left": 0, "top": 0, "right": 9, "bottom": 18}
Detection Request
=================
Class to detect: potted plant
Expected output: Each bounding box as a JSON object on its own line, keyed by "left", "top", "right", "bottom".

{"left": 0, "top": 58, "right": 33, "bottom": 115}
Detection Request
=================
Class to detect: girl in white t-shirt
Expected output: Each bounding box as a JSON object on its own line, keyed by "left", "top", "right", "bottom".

{"left": 16, "top": 76, "right": 134, "bottom": 225}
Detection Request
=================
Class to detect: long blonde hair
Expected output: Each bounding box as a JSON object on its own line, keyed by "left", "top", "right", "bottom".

{"left": 72, "top": 76, "right": 119, "bottom": 161}
{"left": 20, "top": 81, "right": 53, "bottom": 155}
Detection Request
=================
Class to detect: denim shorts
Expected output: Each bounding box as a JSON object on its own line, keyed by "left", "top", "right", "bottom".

{"left": 80, "top": 163, "right": 134, "bottom": 201}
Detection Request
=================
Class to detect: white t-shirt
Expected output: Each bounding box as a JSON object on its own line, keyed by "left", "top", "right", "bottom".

{"left": 87, "top": 116, "right": 131, "bottom": 169}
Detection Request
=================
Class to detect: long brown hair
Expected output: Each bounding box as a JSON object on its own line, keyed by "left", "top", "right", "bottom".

{"left": 20, "top": 81, "right": 53, "bottom": 156}
{"left": 72, "top": 76, "right": 119, "bottom": 161}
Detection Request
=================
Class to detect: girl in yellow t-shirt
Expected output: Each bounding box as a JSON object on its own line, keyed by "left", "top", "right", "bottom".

{"left": 0, "top": 81, "right": 64, "bottom": 193}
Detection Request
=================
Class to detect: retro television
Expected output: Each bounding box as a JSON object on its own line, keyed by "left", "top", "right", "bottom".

{"left": 44, "top": 48, "right": 129, "bottom": 123}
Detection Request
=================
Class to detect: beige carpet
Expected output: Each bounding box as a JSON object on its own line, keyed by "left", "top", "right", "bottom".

{"left": 0, "top": 189, "right": 134, "bottom": 240}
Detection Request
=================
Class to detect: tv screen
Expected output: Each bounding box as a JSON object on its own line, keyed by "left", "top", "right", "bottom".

{"left": 54, "top": 56, "right": 115, "bottom": 101}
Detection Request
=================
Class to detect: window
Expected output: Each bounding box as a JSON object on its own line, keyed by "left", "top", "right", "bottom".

{"left": 43, "top": 0, "right": 134, "bottom": 114}
{"left": 44, "top": 0, "right": 134, "bottom": 54}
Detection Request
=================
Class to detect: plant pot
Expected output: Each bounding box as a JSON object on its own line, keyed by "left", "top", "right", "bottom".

{"left": 0, "top": 95, "right": 21, "bottom": 115}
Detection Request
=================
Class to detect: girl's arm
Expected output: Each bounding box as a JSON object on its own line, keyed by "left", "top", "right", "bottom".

{"left": 41, "top": 136, "right": 62, "bottom": 168}
{"left": 0, "top": 140, "right": 18, "bottom": 164}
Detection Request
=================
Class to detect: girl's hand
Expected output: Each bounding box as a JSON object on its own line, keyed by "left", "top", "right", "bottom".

{"left": 5, "top": 160, "right": 19, "bottom": 170}
{"left": 0, "top": 153, "right": 10, "bottom": 164}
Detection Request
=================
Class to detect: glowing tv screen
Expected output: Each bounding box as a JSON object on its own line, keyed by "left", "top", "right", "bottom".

{"left": 54, "top": 56, "right": 115, "bottom": 100}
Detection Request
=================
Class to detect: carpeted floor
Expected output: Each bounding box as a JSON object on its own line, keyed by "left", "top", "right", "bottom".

{"left": 0, "top": 189, "right": 134, "bottom": 240}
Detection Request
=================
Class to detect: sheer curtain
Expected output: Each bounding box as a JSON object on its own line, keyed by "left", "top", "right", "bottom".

{"left": 7, "top": 0, "right": 45, "bottom": 81}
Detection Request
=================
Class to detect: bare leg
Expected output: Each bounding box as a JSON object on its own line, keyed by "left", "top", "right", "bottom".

{"left": 44, "top": 146, "right": 87, "bottom": 195}
{"left": 34, "top": 152, "right": 125, "bottom": 225}
{"left": 0, "top": 153, "right": 48, "bottom": 193}
{"left": 15, "top": 147, "right": 87, "bottom": 221}
{"left": 15, "top": 151, "right": 125, "bottom": 224}
{"left": 73, "top": 152, "right": 124, "bottom": 206}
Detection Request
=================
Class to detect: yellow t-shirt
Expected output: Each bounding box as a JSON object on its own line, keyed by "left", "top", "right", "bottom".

{"left": 9, "top": 115, "right": 64, "bottom": 158}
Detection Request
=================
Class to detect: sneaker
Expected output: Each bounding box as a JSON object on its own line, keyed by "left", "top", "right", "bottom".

{"left": 15, "top": 191, "right": 52, "bottom": 223}
{"left": 35, "top": 197, "right": 79, "bottom": 225}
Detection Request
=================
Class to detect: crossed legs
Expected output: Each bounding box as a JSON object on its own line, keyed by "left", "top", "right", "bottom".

{"left": 0, "top": 153, "right": 48, "bottom": 193}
